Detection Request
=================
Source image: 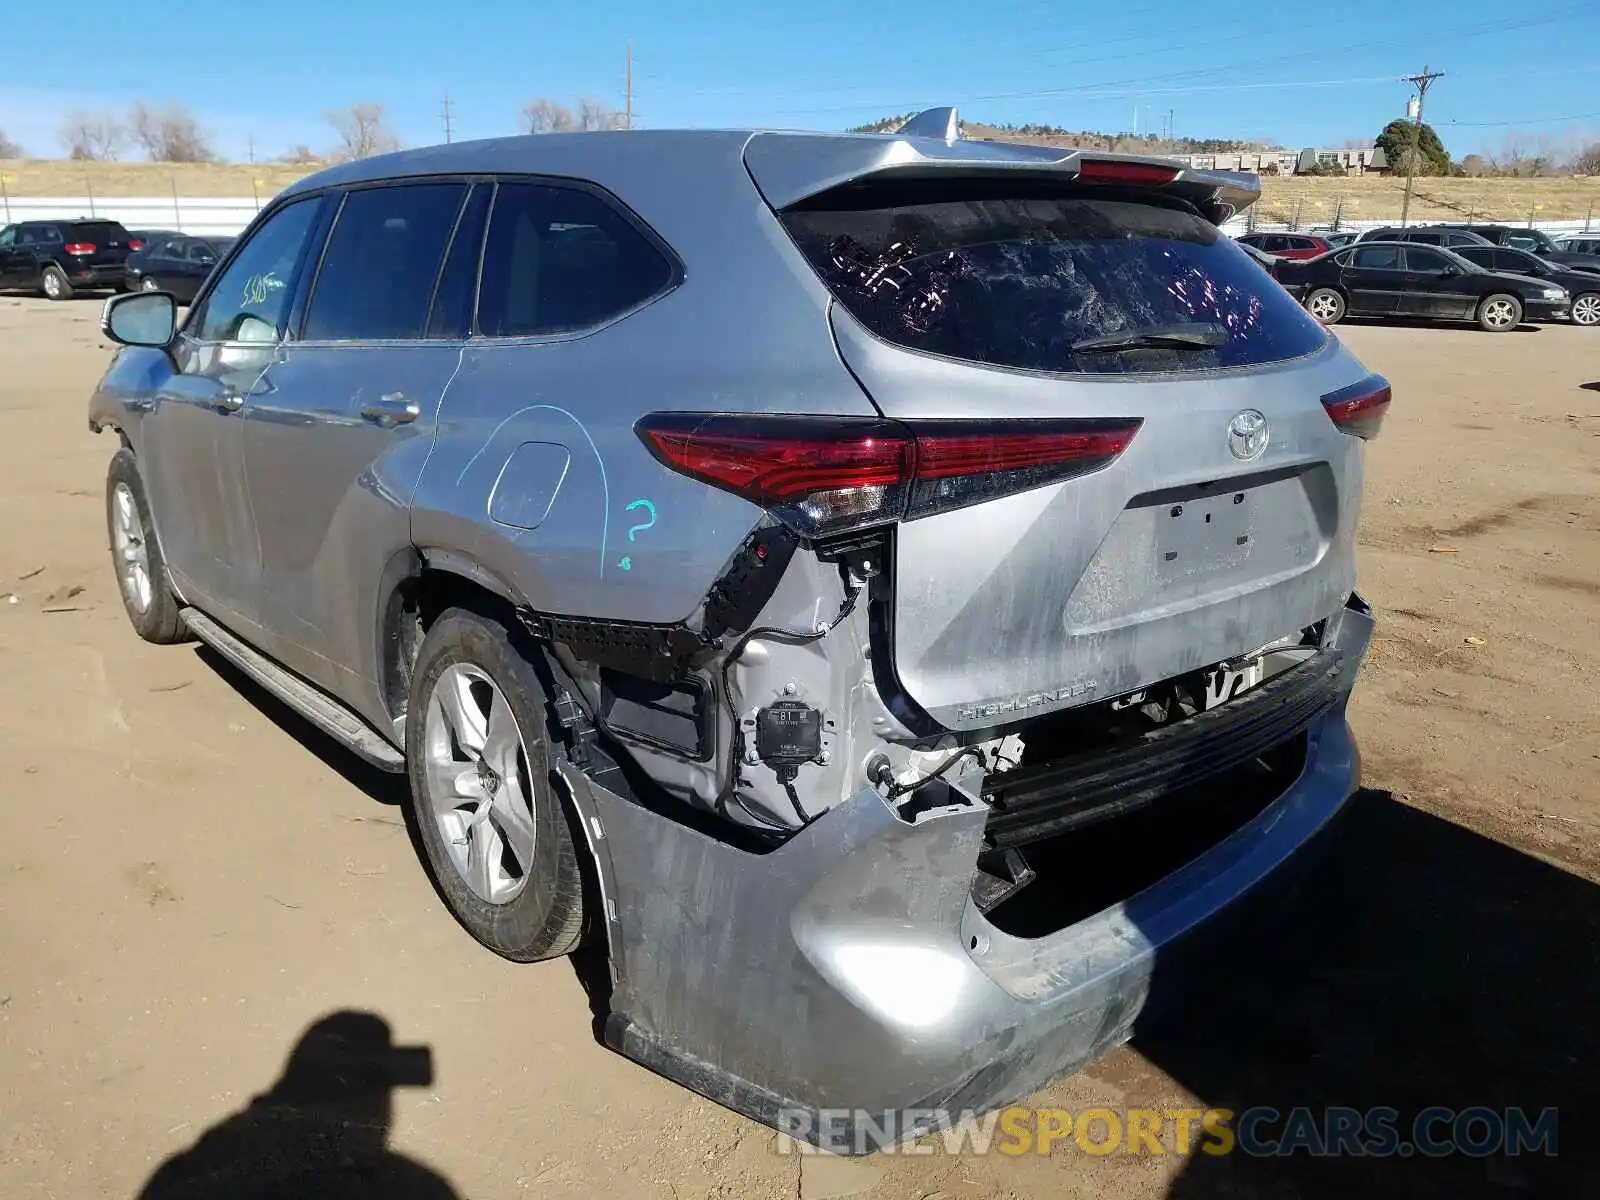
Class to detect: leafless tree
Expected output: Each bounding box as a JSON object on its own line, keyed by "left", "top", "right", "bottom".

{"left": 59, "top": 110, "right": 126, "bottom": 161}
{"left": 325, "top": 104, "right": 400, "bottom": 161}
{"left": 577, "top": 98, "right": 627, "bottom": 131}
{"left": 281, "top": 144, "right": 320, "bottom": 165}
{"left": 1575, "top": 140, "right": 1600, "bottom": 175}
{"left": 520, "top": 99, "right": 577, "bottom": 134}
{"left": 128, "top": 102, "right": 218, "bottom": 163}
{"left": 0, "top": 128, "right": 21, "bottom": 158}
{"left": 1458, "top": 153, "right": 1491, "bottom": 177}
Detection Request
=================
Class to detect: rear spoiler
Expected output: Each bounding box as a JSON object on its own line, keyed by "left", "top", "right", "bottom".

{"left": 746, "top": 108, "right": 1259, "bottom": 227}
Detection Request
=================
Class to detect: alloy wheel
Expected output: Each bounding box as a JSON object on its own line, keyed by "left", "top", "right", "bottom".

{"left": 1309, "top": 293, "right": 1341, "bottom": 321}
{"left": 110, "top": 482, "right": 153, "bottom": 614}
{"left": 1481, "top": 298, "right": 1518, "bottom": 330}
{"left": 421, "top": 663, "right": 538, "bottom": 905}
{"left": 1572, "top": 294, "right": 1600, "bottom": 326}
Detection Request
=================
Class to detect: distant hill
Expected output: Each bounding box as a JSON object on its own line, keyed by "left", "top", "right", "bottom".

{"left": 848, "top": 115, "right": 1273, "bottom": 156}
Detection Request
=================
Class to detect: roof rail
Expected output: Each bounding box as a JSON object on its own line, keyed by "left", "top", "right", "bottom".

{"left": 896, "top": 107, "right": 960, "bottom": 142}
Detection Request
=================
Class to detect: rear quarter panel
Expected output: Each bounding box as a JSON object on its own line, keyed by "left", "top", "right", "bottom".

{"left": 409, "top": 137, "right": 880, "bottom": 624}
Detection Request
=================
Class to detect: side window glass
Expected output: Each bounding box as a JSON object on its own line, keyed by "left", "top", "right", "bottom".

{"left": 477, "top": 181, "right": 675, "bottom": 338}
{"left": 1405, "top": 247, "right": 1447, "bottom": 272}
{"left": 425, "top": 183, "right": 491, "bottom": 339}
{"left": 303, "top": 183, "right": 468, "bottom": 342}
{"left": 0, "top": 227, "right": 14, "bottom": 247}
{"left": 192, "top": 198, "right": 322, "bottom": 343}
{"left": 1353, "top": 246, "right": 1399, "bottom": 270}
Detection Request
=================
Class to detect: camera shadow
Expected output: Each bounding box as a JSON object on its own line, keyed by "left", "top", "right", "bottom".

{"left": 137, "top": 1010, "right": 458, "bottom": 1199}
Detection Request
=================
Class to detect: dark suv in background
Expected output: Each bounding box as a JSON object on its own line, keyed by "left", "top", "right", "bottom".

{"left": 1355, "top": 225, "right": 1492, "bottom": 249}
{"left": 0, "top": 219, "right": 141, "bottom": 299}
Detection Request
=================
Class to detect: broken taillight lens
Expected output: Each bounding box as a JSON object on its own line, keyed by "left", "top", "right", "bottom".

{"left": 635, "top": 414, "right": 1141, "bottom": 537}
{"left": 1321, "top": 374, "right": 1392, "bottom": 439}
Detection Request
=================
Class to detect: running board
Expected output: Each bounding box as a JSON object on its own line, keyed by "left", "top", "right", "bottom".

{"left": 180, "top": 608, "right": 406, "bottom": 773}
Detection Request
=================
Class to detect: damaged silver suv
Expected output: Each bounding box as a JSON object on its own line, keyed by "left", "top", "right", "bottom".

{"left": 90, "top": 114, "right": 1382, "bottom": 1152}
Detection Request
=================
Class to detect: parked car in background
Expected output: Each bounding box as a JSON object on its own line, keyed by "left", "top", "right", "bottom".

{"left": 1551, "top": 234, "right": 1600, "bottom": 269}
{"left": 1453, "top": 244, "right": 1600, "bottom": 326}
{"left": 1354, "top": 225, "right": 1493, "bottom": 249}
{"left": 1318, "top": 230, "right": 1360, "bottom": 249}
{"left": 124, "top": 235, "right": 235, "bottom": 303}
{"left": 128, "top": 229, "right": 184, "bottom": 252}
{"left": 1235, "top": 240, "right": 1284, "bottom": 270}
{"left": 1430, "top": 223, "right": 1558, "bottom": 254}
{"left": 1235, "top": 231, "right": 1331, "bottom": 259}
{"left": 0, "top": 218, "right": 139, "bottom": 300}
{"left": 86, "top": 126, "right": 1381, "bottom": 1149}
{"left": 1275, "top": 241, "right": 1569, "bottom": 331}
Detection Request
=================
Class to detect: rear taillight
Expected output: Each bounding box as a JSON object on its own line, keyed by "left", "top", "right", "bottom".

{"left": 635, "top": 414, "right": 1141, "bottom": 537}
{"left": 127, "top": 239, "right": 144, "bottom": 251}
{"left": 63, "top": 242, "right": 96, "bottom": 255}
{"left": 1321, "top": 374, "right": 1392, "bottom": 440}
{"left": 1076, "top": 159, "right": 1180, "bottom": 186}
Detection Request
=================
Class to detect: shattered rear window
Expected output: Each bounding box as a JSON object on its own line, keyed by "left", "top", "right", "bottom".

{"left": 782, "top": 189, "right": 1327, "bottom": 375}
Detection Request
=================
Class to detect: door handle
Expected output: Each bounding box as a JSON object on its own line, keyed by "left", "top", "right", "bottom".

{"left": 213, "top": 392, "right": 245, "bottom": 413}
{"left": 360, "top": 392, "right": 420, "bottom": 427}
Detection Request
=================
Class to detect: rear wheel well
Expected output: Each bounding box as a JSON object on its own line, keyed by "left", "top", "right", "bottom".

{"left": 379, "top": 565, "right": 521, "bottom": 721}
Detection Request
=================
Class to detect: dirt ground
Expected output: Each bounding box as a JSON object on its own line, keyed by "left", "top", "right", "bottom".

{"left": 1, "top": 298, "right": 1596, "bottom": 1199}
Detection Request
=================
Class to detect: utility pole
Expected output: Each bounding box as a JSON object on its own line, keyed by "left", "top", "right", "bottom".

{"left": 625, "top": 41, "right": 634, "bottom": 130}
{"left": 441, "top": 92, "right": 455, "bottom": 144}
{"left": 247, "top": 133, "right": 255, "bottom": 165}
{"left": 1398, "top": 65, "right": 1444, "bottom": 227}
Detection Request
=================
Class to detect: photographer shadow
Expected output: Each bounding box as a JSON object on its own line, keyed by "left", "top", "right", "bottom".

{"left": 137, "top": 1010, "right": 457, "bottom": 1200}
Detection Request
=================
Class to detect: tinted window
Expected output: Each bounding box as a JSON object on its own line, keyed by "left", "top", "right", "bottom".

{"left": 186, "top": 241, "right": 217, "bottom": 263}
{"left": 1407, "top": 232, "right": 1443, "bottom": 245}
{"left": 1454, "top": 247, "right": 1494, "bottom": 269}
{"left": 0, "top": 228, "right": 14, "bottom": 247}
{"left": 477, "top": 182, "right": 675, "bottom": 338}
{"left": 192, "top": 197, "right": 322, "bottom": 343}
{"left": 1496, "top": 249, "right": 1538, "bottom": 273}
{"left": 1290, "top": 237, "right": 1318, "bottom": 251}
{"left": 782, "top": 189, "right": 1327, "bottom": 375}
{"left": 69, "top": 220, "right": 130, "bottom": 244}
{"left": 303, "top": 183, "right": 467, "bottom": 341}
{"left": 1259, "top": 235, "right": 1287, "bottom": 252}
{"left": 1351, "top": 246, "right": 1401, "bottom": 269}
{"left": 1404, "top": 247, "right": 1451, "bottom": 272}
{"left": 425, "top": 183, "right": 491, "bottom": 339}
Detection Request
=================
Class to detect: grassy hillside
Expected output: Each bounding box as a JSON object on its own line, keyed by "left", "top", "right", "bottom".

{"left": 4, "top": 156, "right": 1597, "bottom": 225}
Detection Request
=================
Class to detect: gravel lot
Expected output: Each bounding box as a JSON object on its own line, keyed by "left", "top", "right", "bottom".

{"left": 1, "top": 298, "right": 1595, "bottom": 1199}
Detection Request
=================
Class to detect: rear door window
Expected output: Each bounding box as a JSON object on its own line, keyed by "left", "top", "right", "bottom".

{"left": 780, "top": 187, "right": 1327, "bottom": 375}
{"left": 303, "top": 182, "right": 468, "bottom": 341}
{"left": 477, "top": 181, "right": 676, "bottom": 338}
{"left": 1402, "top": 247, "right": 1451, "bottom": 272}
{"left": 1351, "top": 246, "right": 1401, "bottom": 269}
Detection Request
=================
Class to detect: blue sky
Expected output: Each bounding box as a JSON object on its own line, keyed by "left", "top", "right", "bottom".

{"left": 2, "top": 0, "right": 1595, "bottom": 161}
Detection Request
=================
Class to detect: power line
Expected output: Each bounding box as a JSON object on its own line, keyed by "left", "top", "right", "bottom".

{"left": 1399, "top": 65, "right": 1445, "bottom": 227}
{"left": 1446, "top": 110, "right": 1600, "bottom": 127}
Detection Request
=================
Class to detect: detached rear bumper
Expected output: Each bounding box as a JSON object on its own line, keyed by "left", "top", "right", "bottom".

{"left": 565, "top": 594, "right": 1375, "bottom": 1154}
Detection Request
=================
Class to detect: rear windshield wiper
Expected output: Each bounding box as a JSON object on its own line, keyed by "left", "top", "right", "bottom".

{"left": 1070, "top": 324, "right": 1227, "bottom": 353}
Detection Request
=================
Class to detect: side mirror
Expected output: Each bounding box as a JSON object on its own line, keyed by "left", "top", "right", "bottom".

{"left": 1439, "top": 266, "right": 1459, "bottom": 278}
{"left": 101, "top": 291, "right": 176, "bottom": 348}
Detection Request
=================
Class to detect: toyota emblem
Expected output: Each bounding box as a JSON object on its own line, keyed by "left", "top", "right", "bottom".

{"left": 1227, "top": 409, "right": 1269, "bottom": 461}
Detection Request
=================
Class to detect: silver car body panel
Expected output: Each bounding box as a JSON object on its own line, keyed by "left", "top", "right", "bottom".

{"left": 88, "top": 127, "right": 1380, "bottom": 1140}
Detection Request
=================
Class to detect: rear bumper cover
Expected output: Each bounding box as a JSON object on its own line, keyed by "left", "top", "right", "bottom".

{"left": 563, "top": 593, "right": 1375, "bottom": 1154}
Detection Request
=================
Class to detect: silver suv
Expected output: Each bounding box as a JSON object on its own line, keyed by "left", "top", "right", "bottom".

{"left": 91, "top": 123, "right": 1380, "bottom": 1151}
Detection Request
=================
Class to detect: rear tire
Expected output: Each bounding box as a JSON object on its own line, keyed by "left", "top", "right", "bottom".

{"left": 1571, "top": 292, "right": 1600, "bottom": 327}
{"left": 41, "top": 266, "right": 73, "bottom": 301}
{"left": 403, "top": 608, "right": 587, "bottom": 962}
{"left": 105, "top": 449, "right": 186, "bottom": 643}
{"left": 1476, "top": 293, "right": 1522, "bottom": 332}
{"left": 1306, "top": 287, "right": 1346, "bottom": 325}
